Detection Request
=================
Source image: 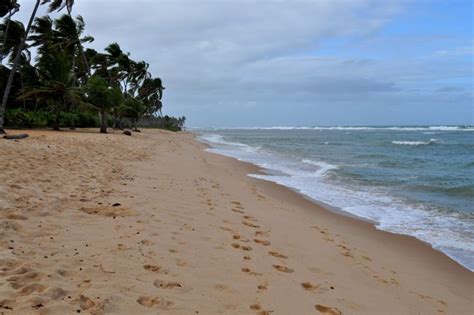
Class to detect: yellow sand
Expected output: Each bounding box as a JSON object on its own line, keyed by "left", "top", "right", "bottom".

{"left": 0, "top": 129, "right": 472, "bottom": 314}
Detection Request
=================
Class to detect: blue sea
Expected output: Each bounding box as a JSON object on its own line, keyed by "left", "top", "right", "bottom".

{"left": 198, "top": 126, "right": 474, "bottom": 271}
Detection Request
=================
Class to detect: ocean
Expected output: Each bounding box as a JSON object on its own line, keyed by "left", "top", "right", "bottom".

{"left": 197, "top": 126, "right": 474, "bottom": 271}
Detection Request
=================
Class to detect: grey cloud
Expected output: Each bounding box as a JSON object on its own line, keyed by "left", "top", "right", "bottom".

{"left": 13, "top": 0, "right": 473, "bottom": 126}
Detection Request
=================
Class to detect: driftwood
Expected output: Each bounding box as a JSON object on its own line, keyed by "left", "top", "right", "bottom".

{"left": 3, "top": 134, "right": 29, "bottom": 140}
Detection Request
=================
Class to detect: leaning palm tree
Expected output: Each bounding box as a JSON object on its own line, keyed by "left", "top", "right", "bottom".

{"left": 0, "top": 0, "right": 41, "bottom": 134}
{"left": 54, "top": 14, "right": 94, "bottom": 83}
{"left": 0, "top": 0, "right": 74, "bottom": 133}
{"left": 0, "top": 20, "right": 31, "bottom": 64}
{"left": 138, "top": 77, "right": 164, "bottom": 116}
{"left": 18, "top": 50, "right": 82, "bottom": 130}
{"left": 85, "top": 75, "right": 122, "bottom": 133}
{"left": 0, "top": 0, "right": 20, "bottom": 64}
{"left": 28, "top": 16, "right": 55, "bottom": 59}
{"left": 0, "top": 0, "right": 20, "bottom": 18}
{"left": 129, "top": 60, "right": 150, "bottom": 95}
{"left": 119, "top": 97, "right": 145, "bottom": 131}
{"left": 44, "top": 0, "right": 74, "bottom": 15}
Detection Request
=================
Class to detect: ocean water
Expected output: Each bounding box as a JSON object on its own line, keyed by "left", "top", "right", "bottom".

{"left": 197, "top": 126, "right": 474, "bottom": 271}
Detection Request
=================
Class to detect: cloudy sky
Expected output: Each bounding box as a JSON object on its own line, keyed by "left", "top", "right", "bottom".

{"left": 16, "top": 0, "right": 473, "bottom": 127}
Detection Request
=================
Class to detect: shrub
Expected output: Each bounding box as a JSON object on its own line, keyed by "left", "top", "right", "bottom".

{"left": 5, "top": 108, "right": 100, "bottom": 129}
{"left": 5, "top": 108, "right": 48, "bottom": 128}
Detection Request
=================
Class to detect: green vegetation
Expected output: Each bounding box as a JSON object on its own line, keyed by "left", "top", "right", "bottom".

{"left": 0, "top": 0, "right": 185, "bottom": 133}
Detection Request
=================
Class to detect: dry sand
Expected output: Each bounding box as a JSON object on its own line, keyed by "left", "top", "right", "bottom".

{"left": 0, "top": 129, "right": 472, "bottom": 314}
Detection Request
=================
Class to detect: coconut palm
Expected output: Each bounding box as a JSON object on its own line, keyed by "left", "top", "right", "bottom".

{"left": 129, "top": 60, "right": 150, "bottom": 95}
{"left": 0, "top": 0, "right": 20, "bottom": 18}
{"left": 18, "top": 49, "right": 82, "bottom": 130}
{"left": 0, "top": 0, "right": 20, "bottom": 64}
{"left": 119, "top": 97, "right": 145, "bottom": 131}
{"left": 54, "top": 14, "right": 94, "bottom": 82}
{"left": 0, "top": 20, "right": 30, "bottom": 64}
{"left": 0, "top": 0, "right": 76, "bottom": 133}
{"left": 44, "top": 0, "right": 74, "bottom": 15}
{"left": 0, "top": 0, "right": 41, "bottom": 134}
{"left": 138, "top": 77, "right": 164, "bottom": 116}
{"left": 85, "top": 75, "right": 122, "bottom": 133}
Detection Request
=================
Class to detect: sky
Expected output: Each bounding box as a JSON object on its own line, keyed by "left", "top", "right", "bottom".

{"left": 15, "top": 0, "right": 474, "bottom": 127}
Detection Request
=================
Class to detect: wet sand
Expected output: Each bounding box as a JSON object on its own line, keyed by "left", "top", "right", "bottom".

{"left": 0, "top": 129, "right": 472, "bottom": 314}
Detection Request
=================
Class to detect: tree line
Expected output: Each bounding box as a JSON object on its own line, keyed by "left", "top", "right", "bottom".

{"left": 0, "top": 0, "right": 185, "bottom": 134}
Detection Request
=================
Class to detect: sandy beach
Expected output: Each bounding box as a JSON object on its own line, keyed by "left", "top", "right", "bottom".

{"left": 0, "top": 129, "right": 472, "bottom": 314}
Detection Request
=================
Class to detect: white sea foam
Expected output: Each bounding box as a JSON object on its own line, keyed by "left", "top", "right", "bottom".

{"left": 199, "top": 134, "right": 261, "bottom": 153}
{"left": 392, "top": 139, "right": 439, "bottom": 146}
{"left": 211, "top": 126, "right": 474, "bottom": 132}
{"left": 301, "top": 159, "right": 338, "bottom": 176}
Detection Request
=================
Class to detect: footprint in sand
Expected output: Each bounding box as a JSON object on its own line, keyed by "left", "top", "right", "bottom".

{"left": 19, "top": 283, "right": 46, "bottom": 296}
{"left": 232, "top": 235, "right": 250, "bottom": 243}
{"left": 257, "top": 281, "right": 268, "bottom": 291}
{"left": 255, "top": 230, "right": 270, "bottom": 237}
{"left": 231, "top": 243, "right": 253, "bottom": 251}
{"left": 143, "top": 264, "right": 165, "bottom": 273}
{"left": 153, "top": 279, "right": 183, "bottom": 289}
{"left": 79, "top": 295, "right": 96, "bottom": 310}
{"left": 241, "top": 267, "right": 262, "bottom": 276}
{"left": 137, "top": 296, "right": 159, "bottom": 308}
{"left": 137, "top": 296, "right": 173, "bottom": 308}
{"left": 254, "top": 239, "right": 271, "bottom": 246}
{"left": 268, "top": 251, "right": 288, "bottom": 259}
{"left": 250, "top": 304, "right": 272, "bottom": 315}
{"left": 315, "top": 304, "right": 343, "bottom": 315}
{"left": 243, "top": 221, "right": 260, "bottom": 228}
{"left": 243, "top": 215, "right": 258, "bottom": 222}
{"left": 6, "top": 269, "right": 41, "bottom": 289}
{"left": 231, "top": 202, "right": 245, "bottom": 210}
{"left": 232, "top": 208, "right": 245, "bottom": 214}
{"left": 300, "top": 282, "right": 319, "bottom": 291}
{"left": 272, "top": 265, "right": 293, "bottom": 273}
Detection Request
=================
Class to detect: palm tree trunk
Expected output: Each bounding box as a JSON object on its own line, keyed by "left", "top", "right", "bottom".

{"left": 53, "top": 113, "right": 61, "bottom": 131}
{"left": 0, "top": 0, "right": 41, "bottom": 134}
{"left": 19, "top": 73, "right": 26, "bottom": 111}
{"left": 99, "top": 110, "right": 107, "bottom": 133}
{"left": 79, "top": 42, "right": 90, "bottom": 78}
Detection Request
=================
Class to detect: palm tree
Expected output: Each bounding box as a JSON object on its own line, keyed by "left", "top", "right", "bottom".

{"left": 29, "top": 15, "right": 91, "bottom": 81}
{"left": 129, "top": 60, "right": 150, "bottom": 95}
{"left": 1, "top": 19, "right": 33, "bottom": 110}
{"left": 0, "top": 0, "right": 20, "bottom": 18}
{"left": 0, "top": 0, "right": 76, "bottom": 133}
{"left": 0, "top": 0, "right": 40, "bottom": 134}
{"left": 85, "top": 75, "right": 122, "bottom": 133}
{"left": 119, "top": 97, "right": 145, "bottom": 131}
{"left": 139, "top": 77, "right": 164, "bottom": 116}
{"left": 45, "top": 0, "right": 74, "bottom": 15}
{"left": 104, "top": 42, "right": 124, "bottom": 85}
{"left": 0, "top": 0, "right": 20, "bottom": 64}
{"left": 54, "top": 14, "right": 94, "bottom": 83}
{"left": 28, "top": 15, "right": 55, "bottom": 51}
{"left": 18, "top": 50, "right": 82, "bottom": 130}
{"left": 0, "top": 20, "right": 31, "bottom": 64}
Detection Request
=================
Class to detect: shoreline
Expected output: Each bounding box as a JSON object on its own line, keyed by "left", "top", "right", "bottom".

{"left": 196, "top": 134, "right": 472, "bottom": 273}
{"left": 197, "top": 132, "right": 473, "bottom": 272}
{"left": 1, "top": 129, "right": 472, "bottom": 314}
